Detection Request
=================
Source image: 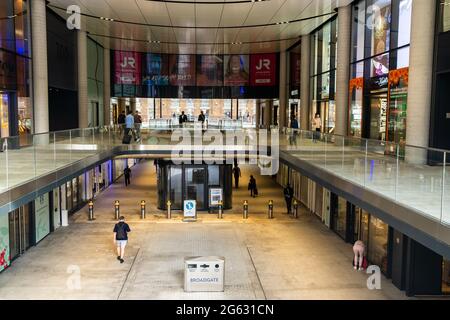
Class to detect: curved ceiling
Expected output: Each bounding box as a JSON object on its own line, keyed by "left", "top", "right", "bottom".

{"left": 48, "top": 0, "right": 352, "bottom": 54}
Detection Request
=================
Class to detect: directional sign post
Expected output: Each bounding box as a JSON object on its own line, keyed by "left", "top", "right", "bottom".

{"left": 183, "top": 200, "right": 197, "bottom": 222}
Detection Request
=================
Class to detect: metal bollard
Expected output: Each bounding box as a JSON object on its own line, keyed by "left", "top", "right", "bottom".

{"left": 268, "top": 200, "right": 274, "bottom": 219}
{"left": 293, "top": 199, "right": 298, "bottom": 219}
{"left": 243, "top": 200, "right": 249, "bottom": 219}
{"left": 114, "top": 200, "right": 120, "bottom": 220}
{"left": 88, "top": 200, "right": 95, "bottom": 221}
{"left": 218, "top": 201, "right": 223, "bottom": 219}
{"left": 167, "top": 200, "right": 172, "bottom": 219}
{"left": 141, "top": 200, "right": 146, "bottom": 219}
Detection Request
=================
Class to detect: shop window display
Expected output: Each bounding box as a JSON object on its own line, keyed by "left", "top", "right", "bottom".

{"left": 368, "top": 216, "right": 389, "bottom": 274}
{"left": 440, "top": 0, "right": 450, "bottom": 33}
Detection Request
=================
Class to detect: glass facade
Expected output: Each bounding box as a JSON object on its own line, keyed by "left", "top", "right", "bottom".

{"left": 349, "top": 0, "right": 411, "bottom": 143}
{"left": 87, "top": 38, "right": 105, "bottom": 127}
{"left": 0, "top": 0, "right": 32, "bottom": 140}
{"left": 310, "top": 18, "right": 337, "bottom": 133}
{"left": 440, "top": 0, "right": 450, "bottom": 32}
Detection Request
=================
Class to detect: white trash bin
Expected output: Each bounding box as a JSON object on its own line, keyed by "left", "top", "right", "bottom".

{"left": 184, "top": 256, "right": 225, "bottom": 292}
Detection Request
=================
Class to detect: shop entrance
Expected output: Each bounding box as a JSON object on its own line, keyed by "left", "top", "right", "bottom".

{"left": 317, "top": 100, "right": 336, "bottom": 134}
{"left": 369, "top": 93, "right": 388, "bottom": 141}
{"left": 0, "top": 92, "right": 10, "bottom": 138}
{"left": 8, "top": 204, "right": 31, "bottom": 261}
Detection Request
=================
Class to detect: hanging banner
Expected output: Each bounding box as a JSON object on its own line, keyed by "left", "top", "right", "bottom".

{"left": 114, "top": 51, "right": 142, "bottom": 85}
{"left": 196, "top": 55, "right": 223, "bottom": 86}
{"left": 250, "top": 53, "right": 277, "bottom": 86}
{"left": 224, "top": 55, "right": 249, "bottom": 86}
{"left": 290, "top": 52, "right": 301, "bottom": 88}
{"left": 143, "top": 53, "right": 169, "bottom": 86}
{"left": 169, "top": 54, "right": 196, "bottom": 86}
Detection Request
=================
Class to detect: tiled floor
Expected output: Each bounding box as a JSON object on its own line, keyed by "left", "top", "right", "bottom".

{"left": 0, "top": 160, "right": 409, "bottom": 300}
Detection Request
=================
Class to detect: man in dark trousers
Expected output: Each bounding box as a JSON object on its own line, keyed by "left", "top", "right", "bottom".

{"left": 232, "top": 164, "right": 241, "bottom": 188}
{"left": 117, "top": 111, "right": 126, "bottom": 135}
{"left": 124, "top": 166, "right": 131, "bottom": 187}
{"left": 113, "top": 216, "right": 131, "bottom": 263}
{"left": 284, "top": 183, "right": 294, "bottom": 214}
{"left": 179, "top": 111, "right": 188, "bottom": 125}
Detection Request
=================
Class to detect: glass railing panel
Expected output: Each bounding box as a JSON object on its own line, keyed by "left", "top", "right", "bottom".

{"left": 0, "top": 138, "right": 7, "bottom": 191}
{"left": 396, "top": 146, "right": 443, "bottom": 222}
{"left": 33, "top": 132, "right": 54, "bottom": 178}
{"left": 7, "top": 135, "right": 35, "bottom": 188}
{"left": 54, "top": 130, "right": 73, "bottom": 168}
{"left": 364, "top": 140, "right": 398, "bottom": 200}
{"left": 341, "top": 136, "right": 366, "bottom": 185}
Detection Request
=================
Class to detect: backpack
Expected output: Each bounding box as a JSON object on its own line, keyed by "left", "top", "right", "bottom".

{"left": 115, "top": 223, "right": 128, "bottom": 240}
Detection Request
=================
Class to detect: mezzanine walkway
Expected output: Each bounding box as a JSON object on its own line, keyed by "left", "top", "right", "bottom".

{"left": 0, "top": 161, "right": 407, "bottom": 300}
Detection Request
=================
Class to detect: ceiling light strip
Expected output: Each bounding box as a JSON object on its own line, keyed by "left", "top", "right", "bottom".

{"left": 87, "top": 31, "right": 299, "bottom": 46}
{"left": 48, "top": 3, "right": 336, "bottom": 30}
{"left": 145, "top": 0, "right": 267, "bottom": 4}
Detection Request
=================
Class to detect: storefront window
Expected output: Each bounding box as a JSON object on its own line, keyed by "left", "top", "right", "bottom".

{"left": 351, "top": 0, "right": 366, "bottom": 62}
{"left": 333, "top": 196, "right": 347, "bottom": 239}
{"left": 440, "top": 0, "right": 450, "bottom": 33}
{"left": 443, "top": 260, "right": 450, "bottom": 294}
{"left": 367, "top": 0, "right": 391, "bottom": 57}
{"left": 368, "top": 216, "right": 389, "bottom": 274}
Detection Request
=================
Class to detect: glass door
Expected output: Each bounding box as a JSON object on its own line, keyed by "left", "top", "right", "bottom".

{"left": 0, "top": 93, "right": 10, "bottom": 138}
{"left": 8, "top": 204, "right": 31, "bottom": 260}
{"left": 184, "top": 167, "right": 206, "bottom": 210}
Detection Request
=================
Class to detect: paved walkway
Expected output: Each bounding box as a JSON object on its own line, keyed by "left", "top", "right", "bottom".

{"left": 0, "top": 160, "right": 408, "bottom": 300}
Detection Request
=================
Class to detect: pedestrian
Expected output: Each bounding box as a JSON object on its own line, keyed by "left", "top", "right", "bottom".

{"left": 353, "top": 240, "right": 366, "bottom": 271}
{"left": 248, "top": 175, "right": 258, "bottom": 198}
{"left": 283, "top": 183, "right": 294, "bottom": 214}
{"left": 113, "top": 216, "right": 131, "bottom": 264}
{"left": 290, "top": 115, "right": 299, "bottom": 145}
{"left": 117, "top": 111, "right": 126, "bottom": 135}
{"left": 198, "top": 111, "right": 206, "bottom": 124}
{"left": 134, "top": 111, "right": 142, "bottom": 142}
{"left": 179, "top": 111, "right": 188, "bottom": 125}
{"left": 123, "top": 110, "right": 134, "bottom": 144}
{"left": 232, "top": 164, "right": 241, "bottom": 188}
{"left": 312, "top": 113, "right": 322, "bottom": 143}
{"left": 124, "top": 166, "right": 131, "bottom": 186}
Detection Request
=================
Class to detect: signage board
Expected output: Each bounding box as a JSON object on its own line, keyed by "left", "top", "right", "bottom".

{"left": 209, "top": 188, "right": 223, "bottom": 207}
{"left": 184, "top": 200, "right": 197, "bottom": 219}
{"left": 250, "top": 53, "right": 277, "bottom": 86}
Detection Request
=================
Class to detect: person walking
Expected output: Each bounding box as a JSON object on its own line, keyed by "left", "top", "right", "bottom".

{"left": 283, "top": 183, "right": 294, "bottom": 214}
{"left": 179, "top": 111, "right": 188, "bottom": 126}
{"left": 232, "top": 164, "right": 242, "bottom": 188}
{"left": 312, "top": 113, "right": 322, "bottom": 143}
{"left": 198, "top": 111, "right": 206, "bottom": 124}
{"left": 134, "top": 111, "right": 142, "bottom": 142}
{"left": 124, "top": 166, "right": 131, "bottom": 187}
{"left": 290, "top": 115, "right": 299, "bottom": 145}
{"left": 117, "top": 111, "right": 126, "bottom": 135}
{"left": 123, "top": 110, "right": 134, "bottom": 144}
{"left": 113, "top": 216, "right": 131, "bottom": 264}
{"left": 353, "top": 240, "right": 366, "bottom": 271}
{"left": 248, "top": 175, "right": 258, "bottom": 198}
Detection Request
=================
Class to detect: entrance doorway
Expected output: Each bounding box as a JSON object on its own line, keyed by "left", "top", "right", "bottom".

{"left": 0, "top": 93, "right": 10, "bottom": 138}
{"left": 369, "top": 93, "right": 388, "bottom": 141}
{"left": 8, "top": 204, "right": 31, "bottom": 261}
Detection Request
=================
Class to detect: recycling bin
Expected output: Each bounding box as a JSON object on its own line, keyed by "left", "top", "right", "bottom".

{"left": 184, "top": 256, "right": 225, "bottom": 292}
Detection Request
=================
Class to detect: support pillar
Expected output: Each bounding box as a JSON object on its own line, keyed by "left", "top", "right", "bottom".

{"left": 300, "top": 34, "right": 311, "bottom": 130}
{"left": 335, "top": 4, "right": 351, "bottom": 136}
{"left": 77, "top": 30, "right": 88, "bottom": 128}
{"left": 256, "top": 99, "right": 261, "bottom": 128}
{"left": 103, "top": 48, "right": 111, "bottom": 126}
{"left": 405, "top": 0, "right": 436, "bottom": 163}
{"left": 264, "top": 100, "right": 272, "bottom": 128}
{"left": 130, "top": 99, "right": 137, "bottom": 113}
{"left": 279, "top": 51, "right": 287, "bottom": 129}
{"left": 31, "top": 0, "right": 49, "bottom": 134}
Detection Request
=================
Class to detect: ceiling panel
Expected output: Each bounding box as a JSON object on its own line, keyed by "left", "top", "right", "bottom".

{"left": 47, "top": 0, "right": 350, "bottom": 54}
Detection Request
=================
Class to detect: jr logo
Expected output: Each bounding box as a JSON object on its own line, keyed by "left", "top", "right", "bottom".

{"left": 256, "top": 59, "right": 271, "bottom": 71}
{"left": 121, "top": 57, "right": 136, "bottom": 69}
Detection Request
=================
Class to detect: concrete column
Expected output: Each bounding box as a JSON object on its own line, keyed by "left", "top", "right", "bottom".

{"left": 300, "top": 34, "right": 311, "bottom": 130}
{"left": 77, "top": 30, "right": 88, "bottom": 128}
{"left": 264, "top": 100, "right": 272, "bottom": 128}
{"left": 405, "top": 0, "right": 436, "bottom": 163}
{"left": 255, "top": 99, "right": 261, "bottom": 128}
{"left": 130, "top": 99, "right": 136, "bottom": 113}
{"left": 279, "top": 51, "right": 287, "bottom": 129}
{"left": 335, "top": 4, "right": 351, "bottom": 136}
{"left": 31, "top": 0, "right": 49, "bottom": 134}
{"left": 103, "top": 48, "right": 111, "bottom": 126}
{"left": 118, "top": 98, "right": 126, "bottom": 113}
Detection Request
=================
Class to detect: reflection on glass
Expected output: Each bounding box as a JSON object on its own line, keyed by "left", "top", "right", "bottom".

{"left": 443, "top": 260, "right": 450, "bottom": 294}
{"left": 334, "top": 196, "right": 347, "bottom": 239}
{"left": 368, "top": 216, "right": 389, "bottom": 274}
{"left": 185, "top": 168, "right": 205, "bottom": 209}
{"left": 170, "top": 167, "right": 182, "bottom": 210}
{"left": 208, "top": 166, "right": 220, "bottom": 186}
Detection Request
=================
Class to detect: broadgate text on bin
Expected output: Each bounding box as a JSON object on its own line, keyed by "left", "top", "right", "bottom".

{"left": 184, "top": 256, "right": 225, "bottom": 292}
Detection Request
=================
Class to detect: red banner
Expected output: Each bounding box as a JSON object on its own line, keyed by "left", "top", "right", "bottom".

{"left": 114, "top": 51, "right": 142, "bottom": 85}
{"left": 250, "top": 53, "right": 277, "bottom": 86}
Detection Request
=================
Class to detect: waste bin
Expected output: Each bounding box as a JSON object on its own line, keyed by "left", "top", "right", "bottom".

{"left": 184, "top": 256, "right": 225, "bottom": 292}
{"left": 61, "top": 209, "right": 69, "bottom": 227}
